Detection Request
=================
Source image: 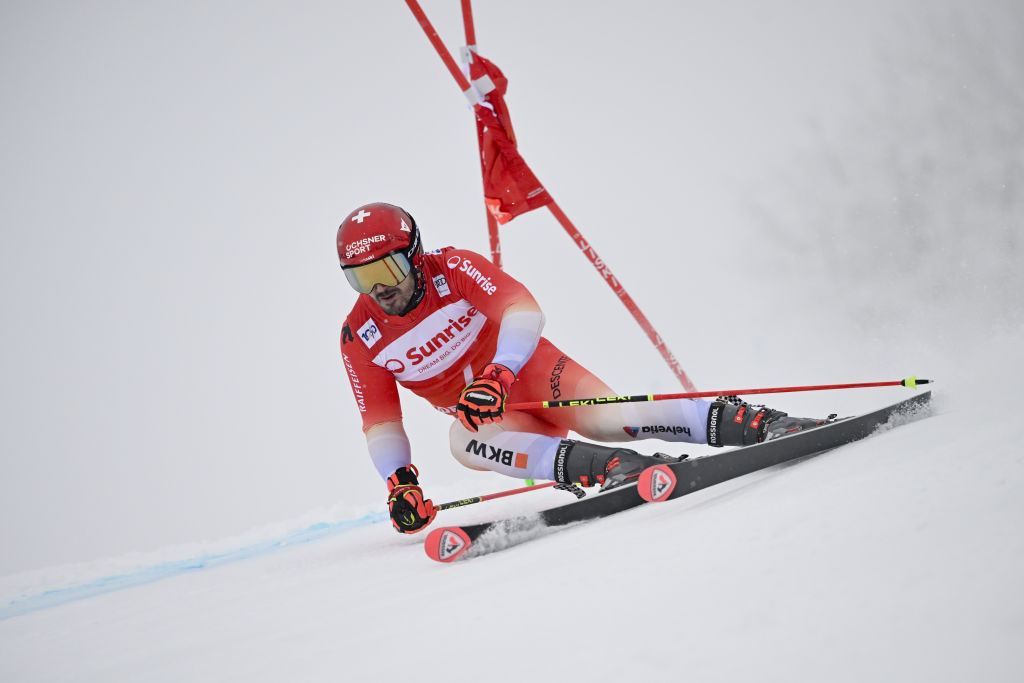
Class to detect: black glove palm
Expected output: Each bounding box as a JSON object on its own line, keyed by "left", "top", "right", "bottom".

{"left": 386, "top": 465, "right": 437, "bottom": 534}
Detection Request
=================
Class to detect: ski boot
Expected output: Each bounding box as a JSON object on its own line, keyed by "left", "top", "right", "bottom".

{"left": 552, "top": 439, "right": 685, "bottom": 490}
{"left": 706, "top": 396, "right": 837, "bottom": 447}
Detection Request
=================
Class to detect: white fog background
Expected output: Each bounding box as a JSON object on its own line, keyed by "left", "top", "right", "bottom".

{"left": 1, "top": 1, "right": 1022, "bottom": 679}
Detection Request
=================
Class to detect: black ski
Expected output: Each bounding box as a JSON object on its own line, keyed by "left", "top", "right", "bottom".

{"left": 636, "top": 390, "right": 932, "bottom": 502}
{"left": 424, "top": 391, "right": 932, "bottom": 562}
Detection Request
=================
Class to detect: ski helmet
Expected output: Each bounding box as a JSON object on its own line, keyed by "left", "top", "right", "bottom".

{"left": 337, "top": 202, "right": 422, "bottom": 294}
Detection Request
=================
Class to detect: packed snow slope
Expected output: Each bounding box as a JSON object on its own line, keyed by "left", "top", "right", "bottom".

{"left": 2, "top": 1, "right": 1023, "bottom": 681}
{"left": 1, "top": 341, "right": 1022, "bottom": 683}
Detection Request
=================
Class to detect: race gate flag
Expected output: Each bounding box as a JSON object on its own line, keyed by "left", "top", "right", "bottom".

{"left": 468, "top": 53, "right": 552, "bottom": 224}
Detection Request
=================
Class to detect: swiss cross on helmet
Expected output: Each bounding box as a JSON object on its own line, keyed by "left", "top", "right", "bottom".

{"left": 337, "top": 203, "right": 423, "bottom": 294}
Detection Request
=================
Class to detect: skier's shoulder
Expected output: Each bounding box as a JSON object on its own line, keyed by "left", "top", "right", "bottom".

{"left": 422, "top": 247, "right": 502, "bottom": 283}
{"left": 419, "top": 245, "right": 489, "bottom": 271}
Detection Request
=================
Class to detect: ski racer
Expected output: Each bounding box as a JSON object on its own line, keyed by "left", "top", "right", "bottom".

{"left": 338, "top": 202, "right": 828, "bottom": 534}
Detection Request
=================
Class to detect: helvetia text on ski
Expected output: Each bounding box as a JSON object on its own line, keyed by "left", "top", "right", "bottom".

{"left": 425, "top": 391, "right": 932, "bottom": 562}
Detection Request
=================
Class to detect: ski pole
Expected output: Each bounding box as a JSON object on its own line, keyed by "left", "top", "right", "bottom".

{"left": 505, "top": 376, "right": 931, "bottom": 411}
{"left": 435, "top": 481, "right": 583, "bottom": 512}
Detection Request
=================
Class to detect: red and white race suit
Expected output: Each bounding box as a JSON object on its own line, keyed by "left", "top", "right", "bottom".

{"left": 341, "top": 248, "right": 711, "bottom": 481}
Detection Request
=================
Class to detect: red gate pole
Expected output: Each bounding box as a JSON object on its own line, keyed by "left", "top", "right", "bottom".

{"left": 461, "top": 0, "right": 476, "bottom": 47}
{"left": 405, "top": 0, "right": 475, "bottom": 94}
{"left": 545, "top": 200, "right": 696, "bottom": 391}
{"left": 404, "top": 0, "right": 695, "bottom": 389}
{"left": 460, "top": 0, "right": 503, "bottom": 267}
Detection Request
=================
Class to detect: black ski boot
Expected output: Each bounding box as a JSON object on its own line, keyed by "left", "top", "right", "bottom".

{"left": 552, "top": 439, "right": 684, "bottom": 489}
{"left": 706, "top": 396, "right": 836, "bottom": 447}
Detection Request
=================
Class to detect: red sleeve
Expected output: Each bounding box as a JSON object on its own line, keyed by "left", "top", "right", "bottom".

{"left": 443, "top": 249, "right": 539, "bottom": 319}
{"left": 340, "top": 324, "right": 403, "bottom": 431}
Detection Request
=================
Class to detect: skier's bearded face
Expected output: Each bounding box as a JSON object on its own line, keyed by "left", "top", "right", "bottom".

{"left": 369, "top": 270, "right": 418, "bottom": 316}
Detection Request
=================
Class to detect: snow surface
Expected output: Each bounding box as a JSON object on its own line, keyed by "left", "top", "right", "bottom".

{"left": 2, "top": 1, "right": 1023, "bottom": 681}
{"left": 2, "top": 362, "right": 1022, "bottom": 682}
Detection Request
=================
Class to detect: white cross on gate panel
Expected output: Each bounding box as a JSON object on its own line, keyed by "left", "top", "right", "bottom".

{"left": 352, "top": 210, "right": 371, "bottom": 223}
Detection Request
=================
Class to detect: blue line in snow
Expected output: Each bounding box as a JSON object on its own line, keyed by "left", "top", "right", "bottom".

{"left": 0, "top": 510, "right": 388, "bottom": 622}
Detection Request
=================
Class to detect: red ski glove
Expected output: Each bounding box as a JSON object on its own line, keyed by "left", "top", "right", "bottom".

{"left": 456, "top": 363, "right": 516, "bottom": 432}
{"left": 386, "top": 465, "right": 437, "bottom": 534}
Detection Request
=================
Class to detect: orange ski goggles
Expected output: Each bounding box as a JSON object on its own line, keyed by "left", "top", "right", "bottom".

{"left": 342, "top": 252, "right": 414, "bottom": 294}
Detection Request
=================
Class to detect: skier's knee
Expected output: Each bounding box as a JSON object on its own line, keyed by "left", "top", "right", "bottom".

{"left": 448, "top": 420, "right": 497, "bottom": 470}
